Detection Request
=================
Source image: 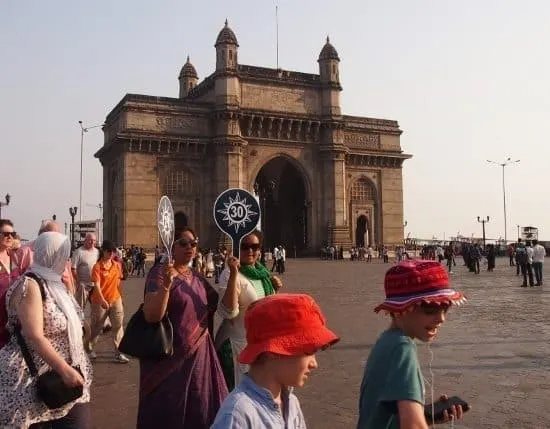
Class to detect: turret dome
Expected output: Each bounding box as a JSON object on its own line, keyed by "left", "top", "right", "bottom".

{"left": 215, "top": 19, "right": 239, "bottom": 47}
{"left": 318, "top": 36, "right": 340, "bottom": 61}
{"left": 179, "top": 56, "right": 198, "bottom": 79}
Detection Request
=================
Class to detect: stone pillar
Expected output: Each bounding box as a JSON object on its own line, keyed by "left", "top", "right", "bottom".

{"left": 319, "top": 122, "right": 351, "bottom": 249}
{"left": 380, "top": 167, "right": 405, "bottom": 246}
{"left": 123, "top": 152, "right": 159, "bottom": 247}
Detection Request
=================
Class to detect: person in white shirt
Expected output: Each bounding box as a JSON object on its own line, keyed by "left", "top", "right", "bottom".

{"left": 366, "top": 246, "right": 373, "bottom": 263}
{"left": 71, "top": 233, "right": 100, "bottom": 309}
{"left": 270, "top": 246, "right": 280, "bottom": 272}
{"left": 532, "top": 240, "right": 546, "bottom": 286}
{"left": 524, "top": 242, "right": 535, "bottom": 287}
{"left": 278, "top": 245, "right": 286, "bottom": 274}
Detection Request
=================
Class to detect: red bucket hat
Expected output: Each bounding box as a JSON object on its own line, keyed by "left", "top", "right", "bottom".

{"left": 238, "top": 293, "right": 340, "bottom": 365}
{"left": 374, "top": 260, "right": 466, "bottom": 314}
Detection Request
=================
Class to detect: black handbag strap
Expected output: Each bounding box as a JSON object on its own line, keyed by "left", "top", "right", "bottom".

{"left": 14, "top": 272, "right": 48, "bottom": 377}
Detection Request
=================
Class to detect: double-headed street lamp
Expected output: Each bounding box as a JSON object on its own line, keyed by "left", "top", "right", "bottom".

{"left": 487, "top": 158, "right": 520, "bottom": 244}
{"left": 78, "top": 121, "right": 103, "bottom": 221}
{"left": 0, "top": 194, "right": 11, "bottom": 218}
{"left": 477, "top": 216, "right": 490, "bottom": 247}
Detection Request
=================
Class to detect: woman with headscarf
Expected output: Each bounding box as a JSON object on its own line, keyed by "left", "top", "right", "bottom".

{"left": 0, "top": 231, "right": 92, "bottom": 428}
{"left": 215, "top": 230, "right": 283, "bottom": 390}
{"left": 137, "top": 227, "right": 227, "bottom": 429}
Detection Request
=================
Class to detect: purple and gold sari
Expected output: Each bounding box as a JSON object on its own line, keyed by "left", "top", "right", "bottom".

{"left": 137, "top": 265, "right": 227, "bottom": 429}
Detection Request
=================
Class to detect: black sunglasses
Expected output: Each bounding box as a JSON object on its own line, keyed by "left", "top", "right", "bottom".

{"left": 241, "top": 242, "right": 261, "bottom": 251}
{"left": 176, "top": 238, "right": 198, "bottom": 248}
{"left": 1, "top": 231, "right": 16, "bottom": 239}
{"left": 420, "top": 303, "right": 450, "bottom": 315}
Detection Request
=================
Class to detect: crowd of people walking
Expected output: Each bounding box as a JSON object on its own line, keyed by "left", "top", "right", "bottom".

{"left": 1, "top": 214, "right": 543, "bottom": 428}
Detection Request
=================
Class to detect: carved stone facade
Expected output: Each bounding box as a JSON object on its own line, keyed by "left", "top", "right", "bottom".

{"left": 95, "top": 23, "right": 411, "bottom": 252}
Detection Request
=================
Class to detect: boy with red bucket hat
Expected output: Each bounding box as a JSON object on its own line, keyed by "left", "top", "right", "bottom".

{"left": 211, "top": 293, "right": 339, "bottom": 428}
{"left": 357, "top": 260, "right": 469, "bottom": 429}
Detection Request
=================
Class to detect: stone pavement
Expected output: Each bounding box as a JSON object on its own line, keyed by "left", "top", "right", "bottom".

{"left": 90, "top": 258, "right": 550, "bottom": 429}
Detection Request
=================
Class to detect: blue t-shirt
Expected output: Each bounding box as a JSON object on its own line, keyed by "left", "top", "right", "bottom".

{"left": 357, "top": 328, "right": 425, "bottom": 429}
{"left": 211, "top": 374, "right": 307, "bottom": 429}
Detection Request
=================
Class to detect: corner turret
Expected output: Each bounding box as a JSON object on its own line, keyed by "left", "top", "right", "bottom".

{"left": 215, "top": 19, "right": 239, "bottom": 72}
{"left": 178, "top": 56, "right": 199, "bottom": 98}
{"left": 317, "top": 36, "right": 342, "bottom": 116}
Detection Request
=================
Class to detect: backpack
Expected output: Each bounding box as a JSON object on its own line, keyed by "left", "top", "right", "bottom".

{"left": 515, "top": 246, "right": 528, "bottom": 264}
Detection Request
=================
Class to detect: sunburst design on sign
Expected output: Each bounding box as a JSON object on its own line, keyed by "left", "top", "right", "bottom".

{"left": 157, "top": 196, "right": 175, "bottom": 258}
{"left": 216, "top": 192, "right": 258, "bottom": 234}
{"left": 158, "top": 207, "right": 174, "bottom": 238}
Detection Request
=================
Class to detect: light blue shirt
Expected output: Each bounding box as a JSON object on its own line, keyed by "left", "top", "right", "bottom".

{"left": 211, "top": 375, "right": 307, "bottom": 429}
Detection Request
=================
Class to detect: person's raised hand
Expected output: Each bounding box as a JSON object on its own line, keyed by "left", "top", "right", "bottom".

{"left": 271, "top": 275, "right": 283, "bottom": 291}
{"left": 228, "top": 256, "right": 240, "bottom": 273}
{"left": 163, "top": 262, "right": 178, "bottom": 290}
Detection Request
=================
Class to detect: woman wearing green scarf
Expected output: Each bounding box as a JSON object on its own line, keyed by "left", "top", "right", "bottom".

{"left": 214, "top": 231, "right": 282, "bottom": 390}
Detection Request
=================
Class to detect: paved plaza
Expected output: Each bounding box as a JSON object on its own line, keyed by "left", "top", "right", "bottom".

{"left": 90, "top": 258, "right": 550, "bottom": 429}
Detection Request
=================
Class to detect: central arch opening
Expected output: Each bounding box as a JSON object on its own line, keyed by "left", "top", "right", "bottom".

{"left": 254, "top": 157, "right": 308, "bottom": 255}
{"left": 356, "top": 215, "right": 368, "bottom": 247}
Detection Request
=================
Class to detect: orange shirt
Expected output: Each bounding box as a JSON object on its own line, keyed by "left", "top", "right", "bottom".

{"left": 91, "top": 259, "right": 122, "bottom": 305}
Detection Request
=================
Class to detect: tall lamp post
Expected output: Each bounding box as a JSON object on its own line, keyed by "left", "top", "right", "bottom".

{"left": 487, "top": 158, "right": 520, "bottom": 244}
{"left": 0, "top": 194, "right": 11, "bottom": 218}
{"left": 69, "top": 206, "right": 78, "bottom": 251}
{"left": 477, "top": 216, "right": 490, "bottom": 247}
{"left": 78, "top": 121, "right": 103, "bottom": 221}
{"left": 517, "top": 224, "right": 521, "bottom": 241}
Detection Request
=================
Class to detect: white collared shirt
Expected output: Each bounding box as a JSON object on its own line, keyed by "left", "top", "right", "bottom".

{"left": 526, "top": 246, "right": 534, "bottom": 264}
{"left": 532, "top": 244, "right": 546, "bottom": 263}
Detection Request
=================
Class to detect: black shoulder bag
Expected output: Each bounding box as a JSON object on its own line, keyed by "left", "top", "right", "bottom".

{"left": 15, "top": 272, "right": 84, "bottom": 409}
{"left": 118, "top": 303, "right": 174, "bottom": 359}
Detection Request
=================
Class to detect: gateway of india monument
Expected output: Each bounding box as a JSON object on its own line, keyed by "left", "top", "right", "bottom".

{"left": 95, "top": 21, "right": 411, "bottom": 254}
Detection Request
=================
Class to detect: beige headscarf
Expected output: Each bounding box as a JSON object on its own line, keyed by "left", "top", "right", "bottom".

{"left": 28, "top": 232, "right": 84, "bottom": 367}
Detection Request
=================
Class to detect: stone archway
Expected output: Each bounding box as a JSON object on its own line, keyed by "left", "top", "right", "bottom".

{"left": 254, "top": 156, "right": 309, "bottom": 254}
{"left": 349, "top": 177, "right": 378, "bottom": 247}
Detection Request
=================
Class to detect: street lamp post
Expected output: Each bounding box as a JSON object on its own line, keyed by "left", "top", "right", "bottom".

{"left": 517, "top": 224, "right": 521, "bottom": 241}
{"left": 0, "top": 194, "right": 11, "bottom": 218}
{"left": 477, "top": 216, "right": 490, "bottom": 247}
{"left": 69, "top": 206, "right": 78, "bottom": 251}
{"left": 487, "top": 158, "right": 520, "bottom": 244}
{"left": 78, "top": 121, "right": 103, "bottom": 221}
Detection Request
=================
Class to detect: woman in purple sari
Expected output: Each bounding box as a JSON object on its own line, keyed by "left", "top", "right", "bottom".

{"left": 137, "top": 227, "right": 227, "bottom": 429}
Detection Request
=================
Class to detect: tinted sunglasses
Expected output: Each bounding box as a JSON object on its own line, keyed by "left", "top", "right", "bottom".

{"left": 241, "top": 242, "right": 261, "bottom": 251}
{"left": 1, "top": 231, "right": 16, "bottom": 239}
{"left": 420, "top": 303, "right": 450, "bottom": 315}
{"left": 176, "top": 238, "right": 198, "bottom": 248}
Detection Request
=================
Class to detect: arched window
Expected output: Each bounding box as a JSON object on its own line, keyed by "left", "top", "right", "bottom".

{"left": 164, "top": 169, "right": 192, "bottom": 197}
{"left": 351, "top": 178, "right": 375, "bottom": 201}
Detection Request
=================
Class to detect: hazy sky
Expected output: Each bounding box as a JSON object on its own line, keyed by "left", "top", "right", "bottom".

{"left": 2, "top": 0, "right": 549, "bottom": 242}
